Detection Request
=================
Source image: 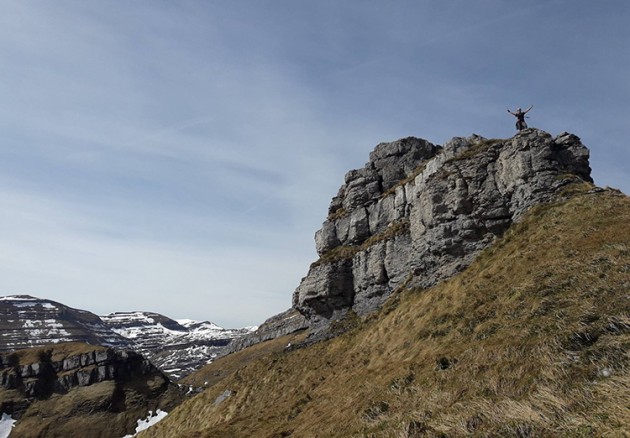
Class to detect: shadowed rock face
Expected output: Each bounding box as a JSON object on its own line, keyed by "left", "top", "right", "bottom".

{"left": 0, "top": 343, "right": 182, "bottom": 438}
{"left": 0, "top": 345, "right": 159, "bottom": 397}
{"left": 293, "top": 129, "right": 592, "bottom": 325}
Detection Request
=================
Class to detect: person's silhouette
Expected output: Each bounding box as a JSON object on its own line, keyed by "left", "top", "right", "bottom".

{"left": 507, "top": 105, "right": 533, "bottom": 131}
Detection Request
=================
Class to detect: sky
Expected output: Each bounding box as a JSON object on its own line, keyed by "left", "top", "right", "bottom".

{"left": 0, "top": 1, "right": 628, "bottom": 328}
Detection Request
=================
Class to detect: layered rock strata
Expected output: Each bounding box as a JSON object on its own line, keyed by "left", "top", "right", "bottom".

{"left": 0, "top": 343, "right": 182, "bottom": 437}
{"left": 220, "top": 308, "right": 307, "bottom": 356}
{"left": 0, "top": 296, "right": 254, "bottom": 380}
{"left": 0, "top": 295, "right": 131, "bottom": 350}
{"left": 293, "top": 129, "right": 591, "bottom": 325}
{"left": 0, "top": 344, "right": 161, "bottom": 397}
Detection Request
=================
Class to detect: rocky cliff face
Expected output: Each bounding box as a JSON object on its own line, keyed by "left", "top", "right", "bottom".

{"left": 0, "top": 342, "right": 182, "bottom": 437}
{"left": 293, "top": 129, "right": 591, "bottom": 326}
{"left": 136, "top": 185, "right": 630, "bottom": 438}
{"left": 220, "top": 308, "right": 307, "bottom": 356}
{"left": 0, "top": 344, "right": 161, "bottom": 399}
{"left": 101, "top": 312, "right": 254, "bottom": 379}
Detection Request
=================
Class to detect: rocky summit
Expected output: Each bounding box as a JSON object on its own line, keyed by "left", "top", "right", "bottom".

{"left": 213, "top": 129, "right": 593, "bottom": 356}
{"left": 223, "top": 129, "right": 593, "bottom": 352}
{"left": 293, "top": 129, "right": 591, "bottom": 326}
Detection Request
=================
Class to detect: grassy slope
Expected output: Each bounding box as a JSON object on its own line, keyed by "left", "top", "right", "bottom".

{"left": 180, "top": 331, "right": 310, "bottom": 389}
{"left": 142, "top": 187, "right": 630, "bottom": 437}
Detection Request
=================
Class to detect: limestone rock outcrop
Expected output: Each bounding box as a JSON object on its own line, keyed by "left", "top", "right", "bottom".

{"left": 0, "top": 342, "right": 182, "bottom": 437}
{"left": 220, "top": 308, "right": 308, "bottom": 356}
{"left": 293, "top": 129, "right": 592, "bottom": 325}
{"left": 0, "top": 344, "right": 161, "bottom": 397}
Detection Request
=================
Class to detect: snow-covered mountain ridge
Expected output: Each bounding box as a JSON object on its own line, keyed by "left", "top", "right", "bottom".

{"left": 0, "top": 295, "right": 131, "bottom": 350}
{"left": 0, "top": 295, "right": 254, "bottom": 380}
{"left": 100, "top": 311, "right": 255, "bottom": 379}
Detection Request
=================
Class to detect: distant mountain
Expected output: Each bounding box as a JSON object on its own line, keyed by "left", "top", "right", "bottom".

{"left": 0, "top": 295, "right": 131, "bottom": 350}
{"left": 100, "top": 312, "right": 255, "bottom": 379}
{"left": 0, "top": 296, "right": 253, "bottom": 434}
{"left": 0, "top": 295, "right": 255, "bottom": 380}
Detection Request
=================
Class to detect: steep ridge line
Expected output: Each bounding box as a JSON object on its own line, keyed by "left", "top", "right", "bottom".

{"left": 140, "top": 186, "right": 630, "bottom": 437}
{"left": 228, "top": 129, "right": 592, "bottom": 355}
{"left": 0, "top": 296, "right": 131, "bottom": 351}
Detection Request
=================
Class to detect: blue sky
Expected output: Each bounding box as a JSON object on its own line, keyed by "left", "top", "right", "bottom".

{"left": 1, "top": 1, "right": 628, "bottom": 327}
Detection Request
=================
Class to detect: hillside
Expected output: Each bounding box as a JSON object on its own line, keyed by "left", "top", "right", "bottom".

{"left": 141, "top": 185, "right": 630, "bottom": 437}
{"left": 230, "top": 129, "right": 592, "bottom": 352}
{"left": 138, "top": 128, "right": 628, "bottom": 437}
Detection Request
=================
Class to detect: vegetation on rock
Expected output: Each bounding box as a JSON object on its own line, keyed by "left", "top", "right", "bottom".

{"left": 312, "top": 219, "right": 411, "bottom": 268}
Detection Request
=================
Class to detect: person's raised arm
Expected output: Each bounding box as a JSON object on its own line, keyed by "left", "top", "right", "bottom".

{"left": 524, "top": 105, "right": 533, "bottom": 113}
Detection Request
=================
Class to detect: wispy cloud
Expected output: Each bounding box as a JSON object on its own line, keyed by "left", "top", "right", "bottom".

{"left": 0, "top": 189, "right": 312, "bottom": 327}
{"left": 0, "top": 1, "right": 628, "bottom": 325}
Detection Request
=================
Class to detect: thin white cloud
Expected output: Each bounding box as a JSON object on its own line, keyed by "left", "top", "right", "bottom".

{"left": 0, "top": 189, "right": 311, "bottom": 327}
{"left": 0, "top": 1, "right": 628, "bottom": 327}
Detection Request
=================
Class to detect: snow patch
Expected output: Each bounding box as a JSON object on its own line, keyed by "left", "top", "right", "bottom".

{"left": 121, "top": 410, "right": 168, "bottom": 437}
{"left": 175, "top": 318, "right": 198, "bottom": 327}
{"left": 0, "top": 295, "right": 34, "bottom": 301}
{"left": 11, "top": 301, "right": 57, "bottom": 309}
{"left": 0, "top": 413, "right": 16, "bottom": 438}
{"left": 176, "top": 319, "right": 222, "bottom": 330}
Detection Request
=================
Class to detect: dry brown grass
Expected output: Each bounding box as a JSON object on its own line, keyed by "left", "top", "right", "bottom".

{"left": 328, "top": 207, "right": 349, "bottom": 221}
{"left": 444, "top": 138, "right": 504, "bottom": 164}
{"left": 180, "top": 331, "right": 310, "bottom": 389}
{"left": 380, "top": 163, "right": 429, "bottom": 199}
{"left": 141, "top": 188, "right": 630, "bottom": 438}
{"left": 1, "top": 342, "right": 108, "bottom": 367}
{"left": 12, "top": 380, "right": 177, "bottom": 438}
{"left": 313, "top": 219, "right": 410, "bottom": 268}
